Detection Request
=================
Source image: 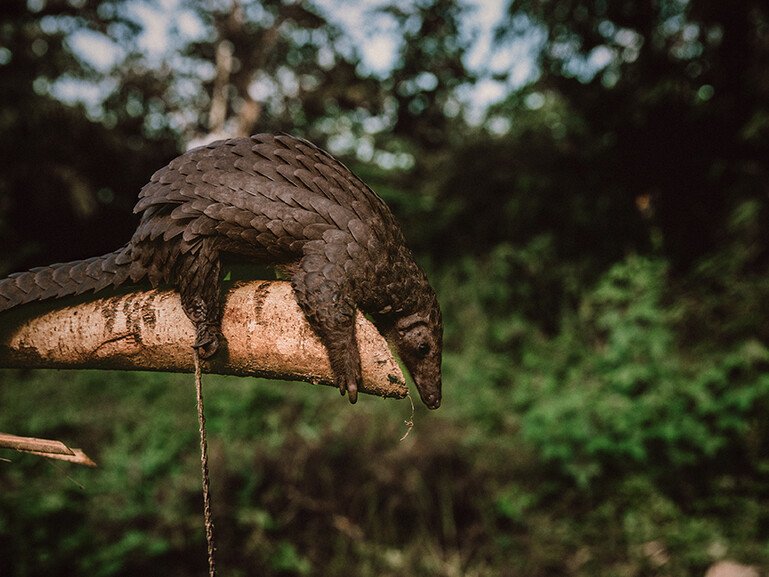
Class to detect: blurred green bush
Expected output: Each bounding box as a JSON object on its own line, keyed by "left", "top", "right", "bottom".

{"left": 3, "top": 241, "right": 769, "bottom": 576}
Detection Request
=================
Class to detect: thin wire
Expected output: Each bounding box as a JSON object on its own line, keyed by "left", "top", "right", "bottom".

{"left": 194, "top": 348, "right": 217, "bottom": 577}
{"left": 399, "top": 392, "right": 415, "bottom": 441}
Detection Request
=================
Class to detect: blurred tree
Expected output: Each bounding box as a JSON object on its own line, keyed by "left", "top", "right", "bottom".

{"left": 0, "top": 0, "right": 178, "bottom": 273}
{"left": 380, "top": 0, "right": 474, "bottom": 151}
{"left": 421, "top": 103, "right": 651, "bottom": 269}
{"left": 494, "top": 0, "right": 769, "bottom": 268}
{"left": 178, "top": 0, "right": 383, "bottom": 143}
{"left": 0, "top": 0, "right": 385, "bottom": 272}
{"left": 353, "top": 0, "right": 477, "bottom": 250}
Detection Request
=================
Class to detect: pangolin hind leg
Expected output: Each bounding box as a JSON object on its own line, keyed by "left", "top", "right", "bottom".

{"left": 175, "top": 240, "right": 223, "bottom": 358}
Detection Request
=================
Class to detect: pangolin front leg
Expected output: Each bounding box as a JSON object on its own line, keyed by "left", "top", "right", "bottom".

{"left": 291, "top": 243, "right": 362, "bottom": 403}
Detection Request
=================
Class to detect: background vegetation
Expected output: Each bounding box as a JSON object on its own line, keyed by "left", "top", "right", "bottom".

{"left": 2, "top": 0, "right": 769, "bottom": 575}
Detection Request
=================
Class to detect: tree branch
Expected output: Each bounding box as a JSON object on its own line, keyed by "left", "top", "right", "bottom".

{"left": 0, "top": 280, "right": 407, "bottom": 400}
{"left": 0, "top": 433, "right": 96, "bottom": 467}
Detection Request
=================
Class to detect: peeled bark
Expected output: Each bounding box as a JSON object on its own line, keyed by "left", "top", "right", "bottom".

{"left": 0, "top": 280, "right": 407, "bottom": 400}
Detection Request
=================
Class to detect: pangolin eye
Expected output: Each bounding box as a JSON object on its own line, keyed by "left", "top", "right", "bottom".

{"left": 417, "top": 342, "right": 430, "bottom": 357}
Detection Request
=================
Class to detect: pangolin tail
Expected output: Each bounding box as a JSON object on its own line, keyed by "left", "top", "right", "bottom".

{"left": 0, "top": 245, "right": 137, "bottom": 312}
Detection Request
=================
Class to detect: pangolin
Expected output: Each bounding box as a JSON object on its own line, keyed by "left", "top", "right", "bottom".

{"left": 0, "top": 134, "right": 443, "bottom": 408}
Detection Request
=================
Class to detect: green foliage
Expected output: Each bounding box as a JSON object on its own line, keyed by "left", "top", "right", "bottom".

{"left": 513, "top": 256, "right": 769, "bottom": 486}
{"left": 436, "top": 246, "right": 769, "bottom": 493}
{"left": 2, "top": 0, "right": 769, "bottom": 575}
{"left": 3, "top": 247, "right": 769, "bottom": 576}
{"left": 437, "top": 248, "right": 769, "bottom": 575}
